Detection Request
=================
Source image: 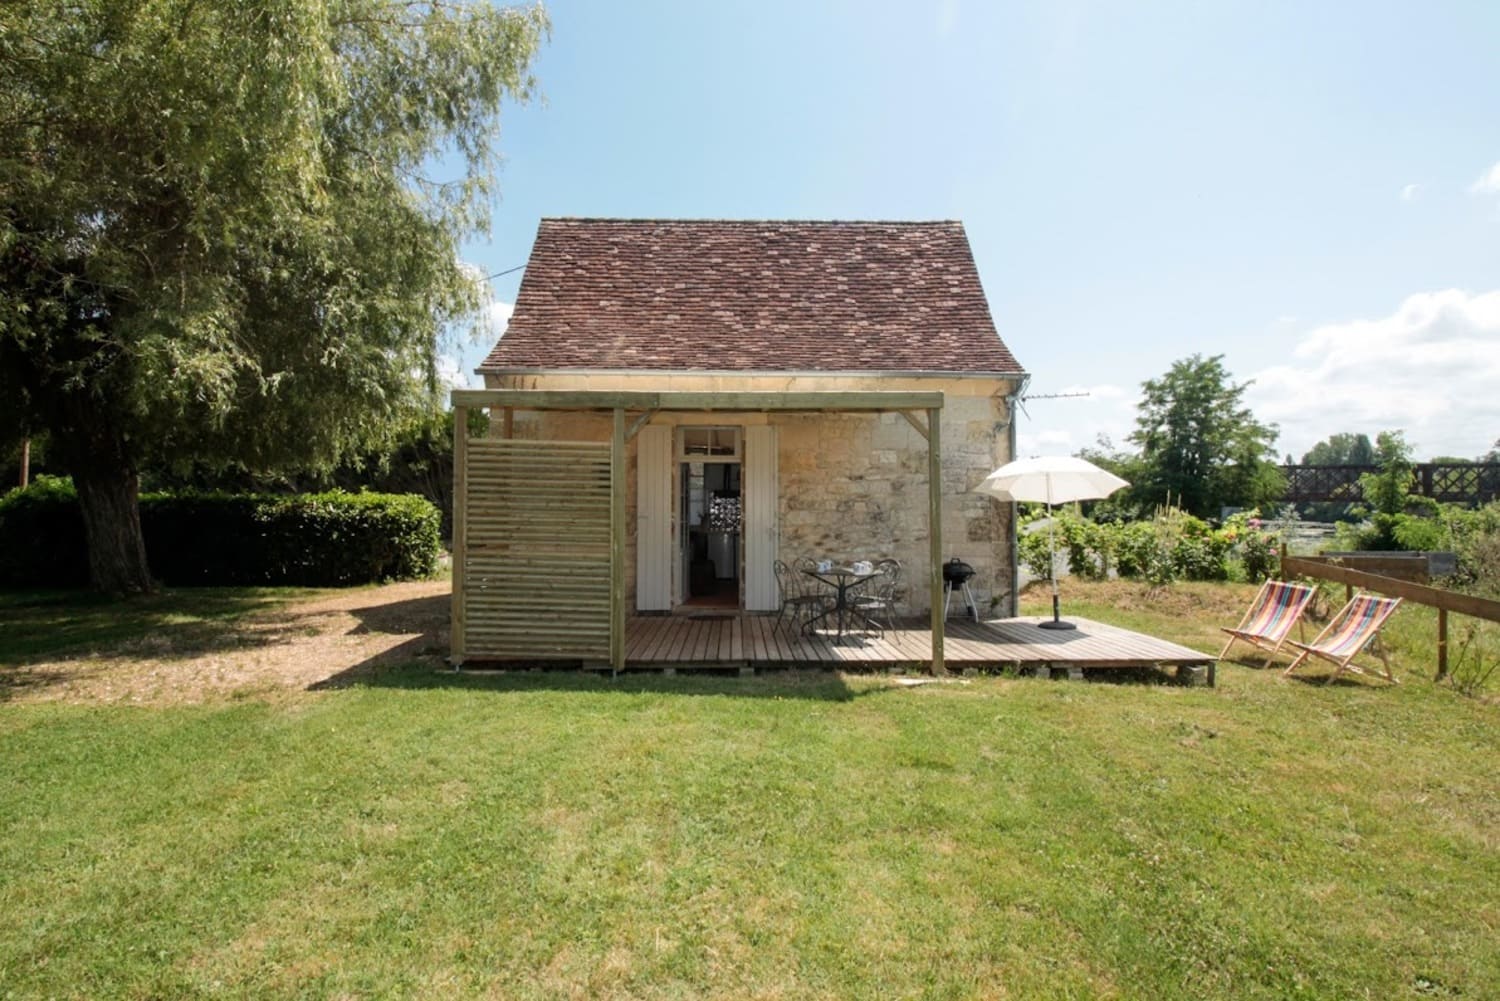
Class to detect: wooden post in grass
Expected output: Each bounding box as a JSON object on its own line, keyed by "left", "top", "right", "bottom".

{"left": 451, "top": 404, "right": 469, "bottom": 667}
{"left": 610, "top": 407, "right": 626, "bottom": 674}
{"left": 928, "top": 406, "right": 945, "bottom": 675}
{"left": 1437, "top": 608, "right": 1448, "bottom": 681}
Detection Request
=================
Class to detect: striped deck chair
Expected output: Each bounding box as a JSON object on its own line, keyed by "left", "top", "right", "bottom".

{"left": 1218, "top": 580, "right": 1316, "bottom": 669}
{"left": 1283, "top": 592, "right": 1402, "bottom": 685}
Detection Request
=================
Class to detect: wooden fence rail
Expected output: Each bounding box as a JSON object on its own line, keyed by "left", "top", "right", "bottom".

{"left": 1280, "top": 555, "right": 1500, "bottom": 680}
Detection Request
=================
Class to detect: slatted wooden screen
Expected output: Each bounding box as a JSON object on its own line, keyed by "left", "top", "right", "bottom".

{"left": 461, "top": 438, "right": 612, "bottom": 659}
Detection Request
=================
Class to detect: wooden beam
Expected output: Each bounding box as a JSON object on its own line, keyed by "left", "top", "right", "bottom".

{"left": 898, "top": 410, "right": 929, "bottom": 441}
{"left": 1282, "top": 555, "right": 1500, "bottom": 683}
{"left": 610, "top": 407, "right": 626, "bottom": 674}
{"left": 1281, "top": 556, "right": 1500, "bottom": 622}
{"left": 452, "top": 389, "right": 945, "bottom": 413}
{"left": 501, "top": 407, "right": 514, "bottom": 439}
{"left": 928, "top": 406, "right": 945, "bottom": 675}
{"left": 450, "top": 406, "right": 469, "bottom": 667}
{"left": 625, "top": 409, "right": 659, "bottom": 442}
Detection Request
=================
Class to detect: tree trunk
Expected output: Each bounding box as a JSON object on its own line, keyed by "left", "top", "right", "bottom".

{"left": 19, "top": 438, "right": 29, "bottom": 488}
{"left": 74, "top": 467, "right": 155, "bottom": 594}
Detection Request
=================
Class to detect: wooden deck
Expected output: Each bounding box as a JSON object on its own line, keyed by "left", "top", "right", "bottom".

{"left": 618, "top": 613, "right": 1213, "bottom": 672}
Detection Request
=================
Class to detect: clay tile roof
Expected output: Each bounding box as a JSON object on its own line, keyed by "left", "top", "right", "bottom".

{"left": 478, "top": 219, "right": 1024, "bottom": 376}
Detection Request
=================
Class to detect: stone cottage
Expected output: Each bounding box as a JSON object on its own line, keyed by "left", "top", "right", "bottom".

{"left": 453, "top": 218, "right": 1028, "bottom": 667}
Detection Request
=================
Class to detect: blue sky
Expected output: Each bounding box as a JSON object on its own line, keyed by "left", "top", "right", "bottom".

{"left": 448, "top": 0, "right": 1500, "bottom": 461}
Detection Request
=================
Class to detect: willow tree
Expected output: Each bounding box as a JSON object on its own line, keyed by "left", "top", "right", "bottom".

{"left": 0, "top": 0, "right": 546, "bottom": 592}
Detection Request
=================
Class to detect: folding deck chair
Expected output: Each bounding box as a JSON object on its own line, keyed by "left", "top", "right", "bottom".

{"left": 1218, "top": 580, "right": 1316, "bottom": 669}
{"left": 1283, "top": 592, "right": 1403, "bottom": 685}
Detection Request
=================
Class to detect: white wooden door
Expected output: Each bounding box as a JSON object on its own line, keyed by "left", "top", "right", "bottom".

{"left": 635, "top": 425, "right": 673, "bottom": 610}
{"left": 744, "top": 425, "right": 779, "bottom": 611}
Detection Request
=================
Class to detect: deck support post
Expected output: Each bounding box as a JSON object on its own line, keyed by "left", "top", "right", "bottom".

{"left": 610, "top": 407, "right": 627, "bottom": 675}
{"left": 928, "top": 406, "right": 945, "bottom": 675}
{"left": 450, "top": 405, "right": 469, "bottom": 668}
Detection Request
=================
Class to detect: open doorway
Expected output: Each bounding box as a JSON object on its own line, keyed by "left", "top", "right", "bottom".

{"left": 679, "top": 428, "right": 742, "bottom": 608}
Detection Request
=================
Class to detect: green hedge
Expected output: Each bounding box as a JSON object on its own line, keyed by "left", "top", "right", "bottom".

{"left": 0, "top": 479, "right": 440, "bottom": 588}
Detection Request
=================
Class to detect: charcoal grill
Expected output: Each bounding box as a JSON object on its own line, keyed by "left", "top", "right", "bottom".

{"left": 942, "top": 558, "right": 979, "bottom": 622}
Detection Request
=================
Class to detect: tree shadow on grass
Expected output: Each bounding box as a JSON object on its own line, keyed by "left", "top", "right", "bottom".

{"left": 0, "top": 586, "right": 439, "bottom": 702}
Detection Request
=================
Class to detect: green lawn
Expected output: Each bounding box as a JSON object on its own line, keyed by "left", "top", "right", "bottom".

{"left": 2, "top": 583, "right": 1497, "bottom": 999}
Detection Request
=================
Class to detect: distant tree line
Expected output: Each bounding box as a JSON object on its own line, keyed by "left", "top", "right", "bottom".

{"left": 1074, "top": 353, "right": 1496, "bottom": 522}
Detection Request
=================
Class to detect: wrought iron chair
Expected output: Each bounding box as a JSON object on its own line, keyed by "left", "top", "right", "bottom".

{"left": 773, "top": 558, "right": 829, "bottom": 636}
{"left": 850, "top": 559, "right": 902, "bottom": 636}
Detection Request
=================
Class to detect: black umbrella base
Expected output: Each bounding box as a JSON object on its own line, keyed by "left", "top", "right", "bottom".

{"left": 1038, "top": 619, "right": 1078, "bottom": 631}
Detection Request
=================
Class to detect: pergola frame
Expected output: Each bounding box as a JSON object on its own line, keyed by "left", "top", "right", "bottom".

{"left": 451, "top": 388, "right": 948, "bottom": 673}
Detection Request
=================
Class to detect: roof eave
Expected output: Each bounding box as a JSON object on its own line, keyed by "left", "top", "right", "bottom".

{"left": 474, "top": 365, "right": 1028, "bottom": 380}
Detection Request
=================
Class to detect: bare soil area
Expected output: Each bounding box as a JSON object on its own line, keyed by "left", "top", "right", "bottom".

{"left": 5, "top": 580, "right": 450, "bottom": 706}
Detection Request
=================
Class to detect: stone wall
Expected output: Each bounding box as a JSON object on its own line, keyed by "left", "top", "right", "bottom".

{"left": 479, "top": 374, "right": 1020, "bottom": 616}
{"left": 774, "top": 400, "right": 1013, "bottom": 616}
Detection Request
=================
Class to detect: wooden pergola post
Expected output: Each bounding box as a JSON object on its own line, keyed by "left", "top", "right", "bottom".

{"left": 450, "top": 404, "right": 469, "bottom": 667}
{"left": 928, "top": 406, "right": 945, "bottom": 674}
{"left": 610, "top": 407, "right": 626, "bottom": 673}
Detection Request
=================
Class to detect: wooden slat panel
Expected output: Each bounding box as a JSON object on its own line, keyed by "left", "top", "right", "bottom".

{"left": 461, "top": 439, "right": 611, "bottom": 659}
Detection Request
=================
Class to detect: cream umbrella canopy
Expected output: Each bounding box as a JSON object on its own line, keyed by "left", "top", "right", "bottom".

{"left": 976, "top": 456, "right": 1130, "bottom": 630}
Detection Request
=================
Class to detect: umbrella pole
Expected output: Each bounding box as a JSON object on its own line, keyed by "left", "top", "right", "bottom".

{"left": 1038, "top": 501, "right": 1077, "bottom": 631}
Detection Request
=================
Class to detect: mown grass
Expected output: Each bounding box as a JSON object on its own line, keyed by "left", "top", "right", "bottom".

{"left": 1, "top": 582, "right": 1497, "bottom": 999}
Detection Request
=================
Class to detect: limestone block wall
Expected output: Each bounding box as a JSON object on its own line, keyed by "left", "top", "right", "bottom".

{"left": 773, "top": 399, "right": 1014, "bottom": 617}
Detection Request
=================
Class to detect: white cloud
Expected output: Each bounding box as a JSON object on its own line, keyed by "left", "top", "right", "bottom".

{"left": 435, "top": 352, "right": 479, "bottom": 391}
{"left": 1400, "top": 183, "right": 1421, "bottom": 202}
{"left": 484, "top": 299, "right": 515, "bottom": 339}
{"left": 1469, "top": 161, "right": 1500, "bottom": 196}
{"left": 1015, "top": 428, "right": 1075, "bottom": 456}
{"left": 1248, "top": 289, "right": 1500, "bottom": 459}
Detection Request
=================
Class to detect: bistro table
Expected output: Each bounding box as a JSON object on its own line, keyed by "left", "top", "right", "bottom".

{"left": 801, "top": 564, "right": 879, "bottom": 642}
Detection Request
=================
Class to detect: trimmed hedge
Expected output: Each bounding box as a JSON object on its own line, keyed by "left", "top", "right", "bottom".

{"left": 0, "top": 479, "right": 440, "bottom": 588}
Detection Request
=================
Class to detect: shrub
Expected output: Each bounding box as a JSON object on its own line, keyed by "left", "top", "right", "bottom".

{"left": 1018, "top": 523, "right": 1055, "bottom": 579}
{"left": 0, "top": 483, "right": 439, "bottom": 588}
{"left": 0, "top": 476, "right": 89, "bottom": 587}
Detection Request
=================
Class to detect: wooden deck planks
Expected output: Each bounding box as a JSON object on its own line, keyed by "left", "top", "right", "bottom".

{"left": 619, "top": 613, "right": 1211, "bottom": 670}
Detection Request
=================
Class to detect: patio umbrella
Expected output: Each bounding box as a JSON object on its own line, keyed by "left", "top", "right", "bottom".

{"left": 975, "top": 455, "right": 1130, "bottom": 630}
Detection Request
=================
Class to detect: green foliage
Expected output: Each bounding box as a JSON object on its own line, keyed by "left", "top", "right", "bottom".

{"left": 0, "top": 476, "right": 88, "bottom": 586}
{"left": 1300, "top": 432, "right": 1376, "bottom": 466}
{"left": 1442, "top": 501, "right": 1500, "bottom": 598}
{"left": 1018, "top": 520, "right": 1056, "bottom": 579}
{"left": 0, "top": 482, "right": 438, "bottom": 587}
{"left": 1025, "top": 506, "right": 1278, "bottom": 586}
{"left": 0, "top": 0, "right": 546, "bottom": 590}
{"left": 146, "top": 407, "right": 466, "bottom": 541}
{"left": 1126, "top": 354, "right": 1283, "bottom": 517}
{"left": 1337, "top": 431, "right": 1450, "bottom": 552}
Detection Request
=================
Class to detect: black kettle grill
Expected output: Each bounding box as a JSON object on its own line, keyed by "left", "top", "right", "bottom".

{"left": 943, "top": 558, "right": 979, "bottom": 622}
